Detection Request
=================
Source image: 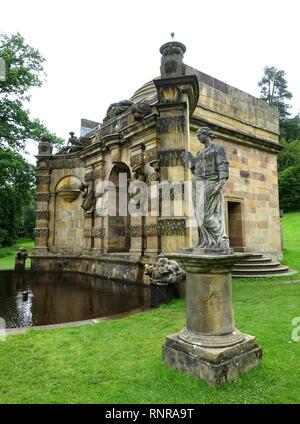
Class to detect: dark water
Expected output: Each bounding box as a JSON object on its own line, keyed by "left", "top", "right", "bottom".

{"left": 0, "top": 271, "right": 149, "bottom": 328}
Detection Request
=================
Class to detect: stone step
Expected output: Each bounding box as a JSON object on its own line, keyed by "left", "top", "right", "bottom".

{"left": 232, "top": 265, "right": 290, "bottom": 277}
{"left": 234, "top": 261, "right": 281, "bottom": 268}
{"left": 238, "top": 257, "right": 273, "bottom": 264}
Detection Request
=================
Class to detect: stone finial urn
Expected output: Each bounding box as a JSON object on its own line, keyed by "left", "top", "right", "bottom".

{"left": 159, "top": 39, "right": 186, "bottom": 78}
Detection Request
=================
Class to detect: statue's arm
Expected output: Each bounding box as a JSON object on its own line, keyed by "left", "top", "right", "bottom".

{"left": 212, "top": 146, "right": 229, "bottom": 194}
{"left": 216, "top": 146, "right": 229, "bottom": 180}
{"left": 181, "top": 151, "right": 195, "bottom": 172}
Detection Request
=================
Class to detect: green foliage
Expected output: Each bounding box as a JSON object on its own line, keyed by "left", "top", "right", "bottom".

{"left": 280, "top": 114, "right": 300, "bottom": 142}
{"left": 258, "top": 66, "right": 292, "bottom": 122}
{"left": 279, "top": 164, "right": 300, "bottom": 212}
{"left": 0, "top": 147, "right": 35, "bottom": 245}
{"left": 277, "top": 140, "right": 300, "bottom": 172}
{"left": 0, "top": 32, "right": 63, "bottom": 151}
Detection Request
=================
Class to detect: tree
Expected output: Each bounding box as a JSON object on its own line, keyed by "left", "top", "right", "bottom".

{"left": 0, "top": 32, "right": 63, "bottom": 152}
{"left": 277, "top": 140, "right": 300, "bottom": 172}
{"left": 280, "top": 114, "right": 300, "bottom": 142}
{"left": 0, "top": 147, "right": 35, "bottom": 245}
{"left": 258, "top": 66, "right": 292, "bottom": 122}
{"left": 279, "top": 164, "right": 300, "bottom": 212}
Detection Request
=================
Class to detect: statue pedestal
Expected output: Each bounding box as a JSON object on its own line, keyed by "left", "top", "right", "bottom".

{"left": 162, "top": 253, "right": 263, "bottom": 386}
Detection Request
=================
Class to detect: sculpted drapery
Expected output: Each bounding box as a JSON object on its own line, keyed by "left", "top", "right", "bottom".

{"left": 182, "top": 127, "right": 230, "bottom": 250}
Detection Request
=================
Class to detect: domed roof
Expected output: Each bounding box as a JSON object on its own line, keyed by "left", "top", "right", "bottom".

{"left": 130, "top": 79, "right": 157, "bottom": 104}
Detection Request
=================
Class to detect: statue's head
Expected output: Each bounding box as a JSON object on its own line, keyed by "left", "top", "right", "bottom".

{"left": 196, "top": 127, "right": 215, "bottom": 144}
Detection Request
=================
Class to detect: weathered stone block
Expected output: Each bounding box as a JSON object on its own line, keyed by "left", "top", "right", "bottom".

{"left": 163, "top": 333, "right": 262, "bottom": 386}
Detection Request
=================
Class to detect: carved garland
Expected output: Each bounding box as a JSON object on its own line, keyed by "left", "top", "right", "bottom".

{"left": 129, "top": 225, "right": 143, "bottom": 237}
{"left": 145, "top": 148, "right": 158, "bottom": 163}
{"left": 157, "top": 218, "right": 186, "bottom": 235}
{"left": 158, "top": 149, "right": 185, "bottom": 167}
{"left": 34, "top": 228, "right": 49, "bottom": 238}
{"left": 36, "top": 192, "right": 50, "bottom": 202}
{"left": 157, "top": 116, "right": 185, "bottom": 134}
{"left": 36, "top": 175, "right": 51, "bottom": 185}
{"left": 84, "top": 229, "right": 92, "bottom": 238}
{"left": 144, "top": 224, "right": 159, "bottom": 237}
{"left": 129, "top": 219, "right": 186, "bottom": 237}
{"left": 48, "top": 158, "right": 83, "bottom": 169}
{"left": 130, "top": 152, "right": 144, "bottom": 168}
{"left": 93, "top": 227, "right": 106, "bottom": 238}
{"left": 35, "top": 211, "right": 49, "bottom": 220}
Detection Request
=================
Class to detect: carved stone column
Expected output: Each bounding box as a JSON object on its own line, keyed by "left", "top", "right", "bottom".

{"left": 32, "top": 137, "right": 53, "bottom": 254}
{"left": 94, "top": 160, "right": 106, "bottom": 254}
{"left": 129, "top": 146, "right": 145, "bottom": 259}
{"left": 154, "top": 39, "right": 199, "bottom": 254}
{"left": 144, "top": 148, "right": 160, "bottom": 258}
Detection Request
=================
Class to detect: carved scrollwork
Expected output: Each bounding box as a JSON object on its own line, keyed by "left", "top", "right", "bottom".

{"left": 158, "top": 149, "right": 185, "bottom": 167}
{"left": 144, "top": 224, "right": 159, "bottom": 237}
{"left": 36, "top": 175, "right": 51, "bottom": 185}
{"left": 84, "top": 229, "right": 92, "bottom": 238}
{"left": 35, "top": 211, "right": 49, "bottom": 220}
{"left": 34, "top": 228, "right": 49, "bottom": 238}
{"left": 93, "top": 227, "right": 105, "bottom": 238}
{"left": 130, "top": 152, "right": 144, "bottom": 168}
{"left": 36, "top": 192, "right": 50, "bottom": 202}
{"left": 157, "top": 218, "right": 186, "bottom": 235}
{"left": 157, "top": 116, "right": 185, "bottom": 134}
{"left": 129, "top": 225, "right": 143, "bottom": 237}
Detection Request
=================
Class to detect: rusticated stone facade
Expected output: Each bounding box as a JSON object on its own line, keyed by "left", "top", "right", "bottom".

{"left": 31, "top": 39, "right": 282, "bottom": 282}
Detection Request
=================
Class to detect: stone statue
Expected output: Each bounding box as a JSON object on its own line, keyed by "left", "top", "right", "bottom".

{"left": 145, "top": 257, "right": 186, "bottom": 284}
{"left": 57, "top": 132, "right": 84, "bottom": 155}
{"left": 15, "top": 248, "right": 28, "bottom": 271}
{"left": 182, "top": 127, "right": 231, "bottom": 252}
{"left": 131, "top": 102, "right": 153, "bottom": 121}
{"left": 103, "top": 100, "right": 133, "bottom": 122}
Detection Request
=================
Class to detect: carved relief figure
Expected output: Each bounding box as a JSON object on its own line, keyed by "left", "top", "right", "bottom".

{"left": 182, "top": 127, "right": 230, "bottom": 250}
{"left": 79, "top": 183, "right": 95, "bottom": 212}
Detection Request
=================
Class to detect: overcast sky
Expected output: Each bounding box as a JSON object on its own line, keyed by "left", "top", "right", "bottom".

{"left": 1, "top": 0, "right": 299, "bottom": 162}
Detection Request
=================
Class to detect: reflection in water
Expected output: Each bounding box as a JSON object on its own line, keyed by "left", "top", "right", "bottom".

{"left": 0, "top": 271, "right": 149, "bottom": 328}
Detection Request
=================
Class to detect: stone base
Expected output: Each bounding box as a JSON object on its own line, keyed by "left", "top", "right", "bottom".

{"left": 163, "top": 332, "right": 263, "bottom": 386}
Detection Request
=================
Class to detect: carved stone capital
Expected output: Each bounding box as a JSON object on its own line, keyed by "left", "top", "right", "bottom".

{"left": 144, "top": 224, "right": 159, "bottom": 237}
{"left": 34, "top": 228, "right": 49, "bottom": 238}
{"left": 129, "top": 225, "right": 143, "bottom": 237}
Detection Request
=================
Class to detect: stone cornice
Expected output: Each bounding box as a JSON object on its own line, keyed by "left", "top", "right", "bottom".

{"left": 190, "top": 117, "right": 282, "bottom": 154}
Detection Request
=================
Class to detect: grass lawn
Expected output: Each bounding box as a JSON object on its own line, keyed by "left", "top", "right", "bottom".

{"left": 0, "top": 213, "right": 299, "bottom": 403}
{"left": 0, "top": 238, "right": 34, "bottom": 270}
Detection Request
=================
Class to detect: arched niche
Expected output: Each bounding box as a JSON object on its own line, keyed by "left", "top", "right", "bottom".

{"left": 107, "top": 163, "right": 131, "bottom": 252}
{"left": 53, "top": 175, "right": 84, "bottom": 250}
